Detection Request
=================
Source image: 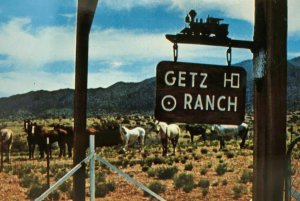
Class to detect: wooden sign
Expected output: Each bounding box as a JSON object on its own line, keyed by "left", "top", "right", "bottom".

{"left": 155, "top": 61, "right": 247, "bottom": 124}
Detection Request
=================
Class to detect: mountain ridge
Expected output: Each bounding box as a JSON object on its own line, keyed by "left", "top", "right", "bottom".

{"left": 0, "top": 58, "right": 299, "bottom": 119}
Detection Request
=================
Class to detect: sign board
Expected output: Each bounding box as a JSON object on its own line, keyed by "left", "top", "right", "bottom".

{"left": 155, "top": 61, "right": 247, "bottom": 124}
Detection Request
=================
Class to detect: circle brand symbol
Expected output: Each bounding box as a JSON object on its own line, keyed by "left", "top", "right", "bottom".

{"left": 161, "top": 95, "right": 176, "bottom": 112}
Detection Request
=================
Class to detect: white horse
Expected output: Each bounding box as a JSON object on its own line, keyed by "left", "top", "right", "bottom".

{"left": 211, "top": 123, "right": 249, "bottom": 149}
{"left": 119, "top": 125, "right": 145, "bottom": 153}
{"left": 154, "top": 121, "right": 180, "bottom": 156}
{"left": 0, "top": 128, "right": 13, "bottom": 162}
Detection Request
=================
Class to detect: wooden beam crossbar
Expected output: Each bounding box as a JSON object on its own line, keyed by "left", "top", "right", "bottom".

{"left": 166, "top": 34, "right": 254, "bottom": 50}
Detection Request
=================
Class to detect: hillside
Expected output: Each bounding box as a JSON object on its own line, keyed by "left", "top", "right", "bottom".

{"left": 0, "top": 58, "right": 299, "bottom": 119}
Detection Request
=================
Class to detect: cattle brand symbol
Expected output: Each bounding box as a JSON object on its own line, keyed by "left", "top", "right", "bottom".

{"left": 155, "top": 61, "right": 247, "bottom": 124}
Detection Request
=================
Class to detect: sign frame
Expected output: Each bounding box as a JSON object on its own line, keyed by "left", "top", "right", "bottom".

{"left": 155, "top": 61, "right": 247, "bottom": 125}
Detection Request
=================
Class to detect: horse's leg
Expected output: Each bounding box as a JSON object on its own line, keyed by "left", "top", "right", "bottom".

{"left": 172, "top": 135, "right": 179, "bottom": 155}
{"left": 123, "top": 139, "right": 129, "bottom": 153}
{"left": 67, "top": 140, "right": 72, "bottom": 158}
{"left": 191, "top": 134, "right": 194, "bottom": 143}
{"left": 28, "top": 142, "right": 32, "bottom": 159}
{"left": 8, "top": 144, "right": 12, "bottom": 163}
{"left": 239, "top": 129, "right": 248, "bottom": 149}
{"left": 219, "top": 136, "right": 225, "bottom": 150}
{"left": 161, "top": 137, "right": 168, "bottom": 156}
{"left": 32, "top": 144, "right": 35, "bottom": 159}
{"left": 202, "top": 133, "right": 207, "bottom": 142}
{"left": 139, "top": 136, "right": 144, "bottom": 152}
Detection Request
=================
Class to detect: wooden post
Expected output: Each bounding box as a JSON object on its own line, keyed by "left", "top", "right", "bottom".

{"left": 73, "top": 0, "right": 98, "bottom": 200}
{"left": 253, "top": 0, "right": 287, "bottom": 201}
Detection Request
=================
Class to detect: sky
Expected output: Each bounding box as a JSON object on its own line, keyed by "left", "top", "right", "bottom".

{"left": 0, "top": 0, "right": 299, "bottom": 98}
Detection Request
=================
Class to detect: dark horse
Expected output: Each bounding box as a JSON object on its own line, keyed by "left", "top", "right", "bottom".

{"left": 24, "top": 120, "right": 44, "bottom": 159}
{"left": 53, "top": 124, "right": 74, "bottom": 158}
{"left": 24, "top": 120, "right": 72, "bottom": 158}
{"left": 185, "top": 124, "right": 206, "bottom": 143}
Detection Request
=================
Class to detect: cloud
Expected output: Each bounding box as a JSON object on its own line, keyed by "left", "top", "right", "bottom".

{"left": 0, "top": 71, "right": 74, "bottom": 97}
{"left": 0, "top": 17, "right": 251, "bottom": 97}
{"left": 101, "top": 0, "right": 254, "bottom": 23}
{"left": 0, "top": 18, "right": 75, "bottom": 71}
{"left": 288, "top": 0, "right": 300, "bottom": 37}
{"left": 100, "top": 0, "right": 300, "bottom": 37}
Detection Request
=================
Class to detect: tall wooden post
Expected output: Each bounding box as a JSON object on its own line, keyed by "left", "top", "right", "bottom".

{"left": 253, "top": 0, "right": 287, "bottom": 200}
{"left": 73, "top": 0, "right": 98, "bottom": 200}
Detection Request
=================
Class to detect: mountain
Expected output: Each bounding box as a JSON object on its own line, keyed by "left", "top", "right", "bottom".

{"left": 0, "top": 78, "right": 155, "bottom": 119}
{"left": 0, "top": 58, "right": 299, "bottom": 119}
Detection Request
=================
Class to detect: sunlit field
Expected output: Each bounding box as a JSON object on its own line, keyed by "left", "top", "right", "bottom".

{"left": 0, "top": 112, "right": 299, "bottom": 201}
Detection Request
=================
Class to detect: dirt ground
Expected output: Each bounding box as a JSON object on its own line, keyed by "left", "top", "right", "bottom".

{"left": 0, "top": 172, "right": 28, "bottom": 201}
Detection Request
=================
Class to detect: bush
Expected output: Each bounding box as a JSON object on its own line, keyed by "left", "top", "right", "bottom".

{"left": 232, "top": 184, "right": 247, "bottom": 198}
{"left": 240, "top": 169, "right": 253, "bottom": 183}
{"left": 222, "top": 179, "right": 228, "bottom": 186}
{"left": 200, "top": 167, "right": 208, "bottom": 175}
{"left": 200, "top": 148, "right": 208, "bottom": 154}
{"left": 225, "top": 151, "right": 235, "bottom": 158}
{"left": 174, "top": 173, "right": 195, "bottom": 193}
{"left": 142, "top": 165, "right": 149, "bottom": 172}
{"left": 28, "top": 183, "right": 48, "bottom": 199}
{"left": 198, "top": 178, "right": 210, "bottom": 188}
{"left": 95, "top": 181, "right": 116, "bottom": 198}
{"left": 184, "top": 162, "right": 193, "bottom": 171}
{"left": 20, "top": 173, "right": 39, "bottom": 188}
{"left": 147, "top": 168, "right": 156, "bottom": 177}
{"left": 156, "top": 166, "right": 178, "bottom": 180}
{"left": 144, "top": 181, "right": 166, "bottom": 197}
{"left": 202, "top": 188, "right": 209, "bottom": 197}
{"left": 215, "top": 163, "right": 228, "bottom": 176}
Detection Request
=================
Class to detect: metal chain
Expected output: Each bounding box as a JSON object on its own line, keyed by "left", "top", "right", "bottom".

{"left": 226, "top": 46, "right": 232, "bottom": 66}
{"left": 173, "top": 43, "right": 178, "bottom": 62}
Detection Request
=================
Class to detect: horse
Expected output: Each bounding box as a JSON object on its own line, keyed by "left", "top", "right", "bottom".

{"left": 53, "top": 124, "right": 74, "bottom": 158}
{"left": 185, "top": 124, "right": 206, "bottom": 143}
{"left": 119, "top": 125, "right": 145, "bottom": 153}
{"left": 0, "top": 128, "right": 13, "bottom": 162}
{"left": 154, "top": 121, "right": 180, "bottom": 156}
{"left": 33, "top": 124, "right": 67, "bottom": 158}
{"left": 24, "top": 120, "right": 44, "bottom": 159}
{"left": 211, "top": 123, "right": 249, "bottom": 150}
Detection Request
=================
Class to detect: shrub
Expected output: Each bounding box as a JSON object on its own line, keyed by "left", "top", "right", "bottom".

{"left": 20, "top": 173, "right": 39, "bottom": 188}
{"left": 144, "top": 181, "right": 166, "bottom": 197}
{"left": 202, "top": 188, "right": 209, "bottom": 197}
{"left": 58, "top": 180, "right": 72, "bottom": 193}
{"left": 200, "top": 167, "right": 208, "bottom": 175}
{"left": 215, "top": 163, "right": 228, "bottom": 176}
{"left": 222, "top": 179, "right": 228, "bottom": 186}
{"left": 174, "top": 173, "right": 195, "bottom": 193}
{"left": 147, "top": 168, "right": 156, "bottom": 177}
{"left": 225, "top": 151, "right": 235, "bottom": 159}
{"left": 184, "top": 162, "right": 193, "bottom": 171}
{"left": 240, "top": 169, "right": 253, "bottom": 183}
{"left": 232, "top": 184, "right": 247, "bottom": 198}
{"left": 198, "top": 178, "right": 210, "bottom": 189}
{"left": 28, "top": 183, "right": 48, "bottom": 199}
{"left": 200, "top": 148, "right": 208, "bottom": 154}
{"left": 142, "top": 165, "right": 149, "bottom": 172}
{"left": 156, "top": 166, "right": 178, "bottom": 180}
{"left": 95, "top": 181, "right": 116, "bottom": 198}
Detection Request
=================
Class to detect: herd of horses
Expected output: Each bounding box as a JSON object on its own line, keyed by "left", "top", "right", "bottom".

{"left": 23, "top": 120, "right": 74, "bottom": 159}
{"left": 119, "top": 121, "right": 249, "bottom": 156}
{"left": 0, "top": 119, "right": 249, "bottom": 162}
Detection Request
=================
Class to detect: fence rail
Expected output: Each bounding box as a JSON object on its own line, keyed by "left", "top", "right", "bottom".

{"left": 285, "top": 136, "right": 300, "bottom": 201}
